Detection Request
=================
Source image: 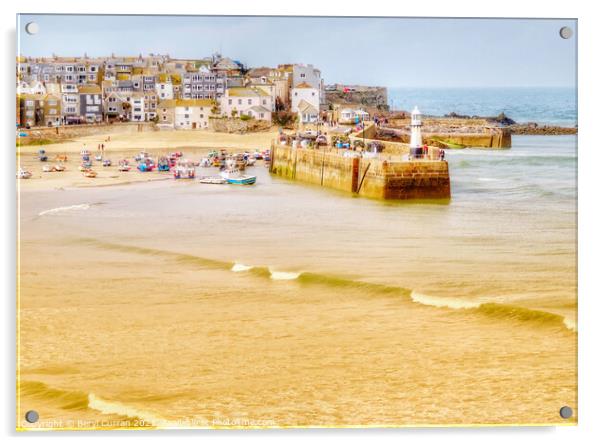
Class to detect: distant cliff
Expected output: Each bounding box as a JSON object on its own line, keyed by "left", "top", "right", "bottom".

{"left": 325, "top": 85, "right": 389, "bottom": 110}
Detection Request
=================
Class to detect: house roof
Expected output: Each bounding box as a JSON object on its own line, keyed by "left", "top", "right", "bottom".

{"left": 227, "top": 87, "right": 270, "bottom": 97}
{"left": 297, "top": 99, "right": 318, "bottom": 114}
{"left": 159, "top": 99, "right": 215, "bottom": 108}
{"left": 247, "top": 67, "right": 273, "bottom": 78}
{"left": 294, "top": 82, "right": 314, "bottom": 89}
{"left": 249, "top": 105, "right": 270, "bottom": 114}
{"left": 78, "top": 85, "right": 102, "bottom": 94}
{"left": 213, "top": 57, "right": 241, "bottom": 70}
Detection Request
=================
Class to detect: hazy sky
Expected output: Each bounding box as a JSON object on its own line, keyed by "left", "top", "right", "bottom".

{"left": 17, "top": 15, "right": 577, "bottom": 88}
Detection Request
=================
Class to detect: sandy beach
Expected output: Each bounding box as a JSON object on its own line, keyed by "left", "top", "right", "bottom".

{"left": 17, "top": 129, "right": 577, "bottom": 429}
{"left": 17, "top": 128, "right": 278, "bottom": 190}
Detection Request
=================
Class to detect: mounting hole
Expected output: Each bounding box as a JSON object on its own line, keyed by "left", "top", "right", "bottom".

{"left": 25, "top": 22, "right": 39, "bottom": 35}
{"left": 559, "top": 406, "right": 573, "bottom": 419}
{"left": 25, "top": 410, "right": 39, "bottom": 423}
{"left": 559, "top": 26, "right": 573, "bottom": 39}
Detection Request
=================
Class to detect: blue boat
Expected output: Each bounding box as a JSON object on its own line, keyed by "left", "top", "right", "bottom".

{"left": 220, "top": 169, "right": 256, "bottom": 185}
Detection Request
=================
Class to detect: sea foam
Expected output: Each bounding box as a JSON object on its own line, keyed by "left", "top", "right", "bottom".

{"left": 38, "top": 203, "right": 90, "bottom": 216}
{"left": 231, "top": 263, "right": 253, "bottom": 272}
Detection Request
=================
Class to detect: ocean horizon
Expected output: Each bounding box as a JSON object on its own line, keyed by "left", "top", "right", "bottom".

{"left": 387, "top": 86, "right": 577, "bottom": 126}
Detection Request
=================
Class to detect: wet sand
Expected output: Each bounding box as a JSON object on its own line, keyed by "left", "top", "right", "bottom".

{"left": 17, "top": 131, "right": 577, "bottom": 429}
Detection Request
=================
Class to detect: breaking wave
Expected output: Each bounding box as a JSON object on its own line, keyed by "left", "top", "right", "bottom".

{"left": 38, "top": 204, "right": 91, "bottom": 216}
{"left": 88, "top": 393, "right": 175, "bottom": 427}
{"left": 411, "top": 291, "right": 576, "bottom": 332}
{"left": 80, "top": 239, "right": 575, "bottom": 333}
{"left": 231, "top": 262, "right": 253, "bottom": 272}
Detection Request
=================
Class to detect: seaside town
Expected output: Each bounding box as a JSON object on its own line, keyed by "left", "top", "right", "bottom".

{"left": 15, "top": 52, "right": 574, "bottom": 198}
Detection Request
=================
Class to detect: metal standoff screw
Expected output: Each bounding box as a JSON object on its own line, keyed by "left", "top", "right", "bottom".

{"left": 25, "top": 410, "right": 39, "bottom": 423}
{"left": 559, "top": 27, "right": 573, "bottom": 39}
{"left": 559, "top": 406, "right": 573, "bottom": 419}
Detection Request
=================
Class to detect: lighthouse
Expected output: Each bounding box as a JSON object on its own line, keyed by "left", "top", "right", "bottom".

{"left": 409, "top": 106, "right": 423, "bottom": 159}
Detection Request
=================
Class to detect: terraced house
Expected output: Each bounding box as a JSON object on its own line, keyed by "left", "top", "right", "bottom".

{"left": 220, "top": 87, "right": 272, "bottom": 121}
{"left": 157, "top": 98, "right": 215, "bottom": 129}
{"left": 42, "top": 93, "right": 61, "bottom": 126}
{"left": 182, "top": 66, "right": 225, "bottom": 100}
{"left": 79, "top": 84, "right": 103, "bottom": 123}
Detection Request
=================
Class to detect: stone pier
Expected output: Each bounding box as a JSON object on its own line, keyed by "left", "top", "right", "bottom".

{"left": 270, "top": 144, "right": 451, "bottom": 200}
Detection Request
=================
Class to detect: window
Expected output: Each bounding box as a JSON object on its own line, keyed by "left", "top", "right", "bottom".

{"left": 228, "top": 99, "right": 232, "bottom": 105}
{"left": 312, "top": 92, "right": 315, "bottom": 96}
{"left": 238, "top": 99, "right": 242, "bottom": 105}
{"left": 248, "top": 99, "right": 252, "bottom": 105}
{"left": 184, "top": 114, "right": 189, "bottom": 118}
{"left": 294, "top": 92, "right": 298, "bottom": 96}
{"left": 300, "top": 73, "right": 305, "bottom": 78}
{"left": 25, "top": 100, "right": 34, "bottom": 106}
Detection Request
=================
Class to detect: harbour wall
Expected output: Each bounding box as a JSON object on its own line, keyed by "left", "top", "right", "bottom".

{"left": 270, "top": 144, "right": 451, "bottom": 200}
{"left": 355, "top": 122, "right": 511, "bottom": 149}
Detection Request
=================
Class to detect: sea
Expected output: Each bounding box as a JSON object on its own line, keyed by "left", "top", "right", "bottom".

{"left": 17, "top": 88, "right": 578, "bottom": 427}
{"left": 388, "top": 87, "right": 577, "bottom": 126}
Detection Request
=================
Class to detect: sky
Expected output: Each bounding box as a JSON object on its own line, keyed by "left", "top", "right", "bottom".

{"left": 17, "top": 15, "right": 577, "bottom": 88}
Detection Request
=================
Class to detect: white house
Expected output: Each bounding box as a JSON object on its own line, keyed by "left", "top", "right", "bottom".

{"left": 129, "top": 94, "right": 145, "bottom": 121}
{"left": 220, "top": 87, "right": 272, "bottom": 121}
{"left": 155, "top": 74, "right": 174, "bottom": 100}
{"left": 291, "top": 82, "right": 320, "bottom": 122}
{"left": 173, "top": 99, "right": 214, "bottom": 129}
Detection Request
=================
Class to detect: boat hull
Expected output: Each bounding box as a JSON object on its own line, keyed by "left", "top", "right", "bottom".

{"left": 225, "top": 176, "right": 256, "bottom": 185}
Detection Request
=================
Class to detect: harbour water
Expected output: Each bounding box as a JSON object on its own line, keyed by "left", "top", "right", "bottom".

{"left": 388, "top": 87, "right": 577, "bottom": 126}
{"left": 18, "top": 135, "right": 577, "bottom": 428}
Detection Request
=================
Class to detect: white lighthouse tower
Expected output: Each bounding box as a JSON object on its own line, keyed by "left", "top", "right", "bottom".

{"left": 409, "top": 106, "right": 423, "bottom": 158}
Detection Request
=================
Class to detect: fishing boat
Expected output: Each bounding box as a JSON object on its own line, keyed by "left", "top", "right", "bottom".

{"left": 199, "top": 176, "right": 227, "bottom": 184}
{"left": 135, "top": 151, "right": 151, "bottom": 162}
{"left": 42, "top": 164, "right": 55, "bottom": 172}
{"left": 80, "top": 149, "right": 90, "bottom": 157}
{"left": 157, "top": 156, "right": 171, "bottom": 171}
{"left": 17, "top": 168, "right": 32, "bottom": 179}
{"left": 79, "top": 160, "right": 92, "bottom": 171}
{"left": 118, "top": 160, "right": 131, "bottom": 172}
{"left": 173, "top": 160, "right": 196, "bottom": 179}
{"left": 83, "top": 169, "right": 97, "bottom": 178}
{"left": 220, "top": 168, "right": 256, "bottom": 185}
{"left": 102, "top": 159, "right": 112, "bottom": 167}
{"left": 137, "top": 158, "right": 155, "bottom": 172}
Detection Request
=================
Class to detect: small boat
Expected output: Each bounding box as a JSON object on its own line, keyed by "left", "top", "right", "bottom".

{"left": 17, "top": 168, "right": 32, "bottom": 179}
{"left": 199, "top": 176, "right": 227, "bottom": 184}
{"left": 79, "top": 160, "right": 92, "bottom": 171}
{"left": 253, "top": 151, "right": 263, "bottom": 160}
{"left": 135, "top": 151, "right": 151, "bottom": 162}
{"left": 55, "top": 154, "right": 68, "bottom": 162}
{"left": 173, "top": 160, "right": 196, "bottom": 179}
{"left": 95, "top": 154, "right": 103, "bottom": 161}
{"left": 83, "top": 169, "right": 97, "bottom": 178}
{"left": 118, "top": 160, "right": 131, "bottom": 172}
{"left": 42, "top": 164, "right": 55, "bottom": 172}
{"left": 157, "top": 156, "right": 171, "bottom": 171}
{"left": 137, "top": 159, "right": 155, "bottom": 172}
{"left": 38, "top": 149, "right": 48, "bottom": 162}
{"left": 54, "top": 164, "right": 66, "bottom": 172}
{"left": 220, "top": 169, "right": 256, "bottom": 185}
{"left": 102, "top": 159, "right": 112, "bottom": 167}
